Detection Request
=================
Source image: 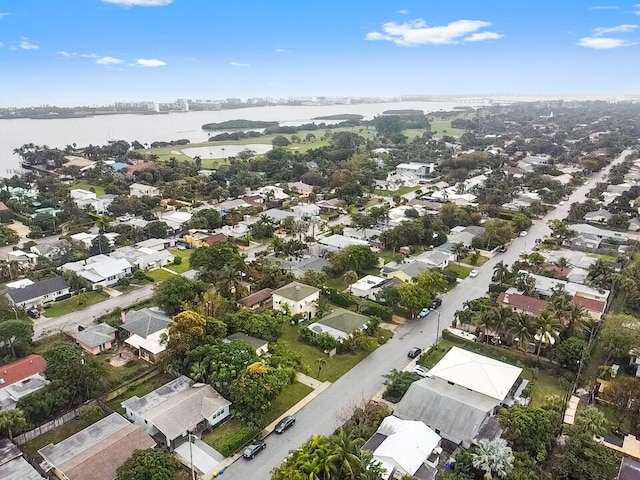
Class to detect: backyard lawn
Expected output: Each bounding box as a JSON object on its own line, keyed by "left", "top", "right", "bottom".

{"left": 69, "top": 181, "right": 106, "bottom": 196}
{"left": 277, "top": 325, "right": 370, "bottom": 382}
{"left": 166, "top": 248, "right": 192, "bottom": 273}
{"left": 44, "top": 291, "right": 108, "bottom": 318}
{"left": 107, "top": 372, "right": 175, "bottom": 414}
{"left": 96, "top": 354, "right": 155, "bottom": 388}
{"left": 23, "top": 411, "right": 107, "bottom": 463}
{"left": 146, "top": 268, "right": 176, "bottom": 282}
{"left": 444, "top": 263, "right": 473, "bottom": 279}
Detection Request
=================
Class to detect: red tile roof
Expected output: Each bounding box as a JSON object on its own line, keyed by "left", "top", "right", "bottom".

{"left": 0, "top": 201, "right": 9, "bottom": 212}
{"left": 572, "top": 295, "right": 606, "bottom": 314}
{"left": 0, "top": 354, "right": 46, "bottom": 388}
{"left": 127, "top": 162, "right": 156, "bottom": 173}
{"left": 498, "top": 292, "right": 549, "bottom": 314}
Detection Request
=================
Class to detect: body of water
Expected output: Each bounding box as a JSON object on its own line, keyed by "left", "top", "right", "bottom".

{"left": 182, "top": 144, "right": 272, "bottom": 159}
{"left": 0, "top": 101, "right": 487, "bottom": 175}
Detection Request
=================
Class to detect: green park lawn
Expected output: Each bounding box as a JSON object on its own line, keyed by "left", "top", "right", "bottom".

{"left": 146, "top": 268, "right": 176, "bottom": 282}
{"left": 444, "top": 263, "right": 473, "bottom": 279}
{"left": 166, "top": 248, "right": 192, "bottom": 273}
{"left": 44, "top": 291, "right": 108, "bottom": 318}
{"left": 70, "top": 181, "right": 106, "bottom": 196}
{"left": 277, "top": 325, "right": 370, "bottom": 382}
{"left": 427, "top": 118, "right": 465, "bottom": 137}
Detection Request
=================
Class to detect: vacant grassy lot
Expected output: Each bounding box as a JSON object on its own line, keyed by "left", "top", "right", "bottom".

{"left": 107, "top": 372, "right": 175, "bottom": 414}
{"left": 70, "top": 182, "right": 106, "bottom": 196}
{"left": 23, "top": 412, "right": 107, "bottom": 463}
{"left": 96, "top": 354, "right": 155, "bottom": 388}
{"left": 166, "top": 249, "right": 192, "bottom": 273}
{"left": 44, "top": 291, "right": 108, "bottom": 318}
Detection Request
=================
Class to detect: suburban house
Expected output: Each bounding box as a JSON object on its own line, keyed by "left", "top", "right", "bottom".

{"left": 395, "top": 347, "right": 525, "bottom": 447}
{"left": 291, "top": 203, "right": 320, "bottom": 218}
{"left": 413, "top": 250, "right": 453, "bottom": 270}
{"left": 381, "top": 260, "right": 432, "bottom": 283}
{"left": 136, "top": 238, "right": 176, "bottom": 251}
{"left": 0, "top": 438, "right": 45, "bottom": 480}
{"left": 121, "top": 308, "right": 172, "bottom": 363}
{"left": 69, "top": 232, "right": 119, "bottom": 249}
{"left": 69, "top": 189, "right": 114, "bottom": 214}
{"left": 343, "top": 227, "right": 383, "bottom": 242}
{"left": 61, "top": 255, "right": 132, "bottom": 289}
{"left": 288, "top": 181, "right": 314, "bottom": 197}
{"left": 524, "top": 272, "right": 610, "bottom": 303}
{"left": 223, "top": 332, "right": 269, "bottom": 356}
{"left": 5, "top": 276, "right": 70, "bottom": 309}
{"left": 584, "top": 208, "right": 612, "bottom": 224}
{"left": 497, "top": 291, "right": 549, "bottom": 316}
{"left": 129, "top": 183, "right": 160, "bottom": 197}
{"left": 122, "top": 375, "right": 231, "bottom": 451}
{"left": 237, "top": 288, "right": 273, "bottom": 310}
{"left": 273, "top": 281, "right": 320, "bottom": 321}
{"left": 110, "top": 245, "right": 174, "bottom": 271}
{"left": 308, "top": 309, "right": 370, "bottom": 341}
{"left": 569, "top": 223, "right": 628, "bottom": 243}
{"left": 38, "top": 413, "right": 155, "bottom": 480}
{"left": 265, "top": 255, "right": 329, "bottom": 279}
{"left": 69, "top": 323, "right": 117, "bottom": 355}
{"left": 258, "top": 185, "right": 290, "bottom": 201}
{"left": 5, "top": 249, "right": 38, "bottom": 267}
{"left": 349, "top": 275, "right": 387, "bottom": 300}
{"left": 184, "top": 231, "right": 228, "bottom": 248}
{"left": 162, "top": 211, "right": 193, "bottom": 233}
{"left": 0, "top": 354, "right": 48, "bottom": 409}
{"left": 29, "top": 240, "right": 69, "bottom": 260}
{"left": 394, "top": 162, "right": 436, "bottom": 180}
{"left": 363, "top": 416, "right": 442, "bottom": 480}
{"left": 262, "top": 208, "right": 296, "bottom": 224}
{"left": 318, "top": 234, "right": 369, "bottom": 252}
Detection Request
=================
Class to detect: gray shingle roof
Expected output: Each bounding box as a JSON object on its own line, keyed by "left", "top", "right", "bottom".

{"left": 0, "top": 456, "right": 44, "bottom": 480}
{"left": 394, "top": 377, "right": 498, "bottom": 445}
{"left": 273, "top": 281, "right": 319, "bottom": 301}
{"left": 224, "top": 332, "right": 268, "bottom": 350}
{"left": 122, "top": 308, "right": 172, "bottom": 338}
{"left": 6, "top": 276, "right": 69, "bottom": 304}
{"left": 73, "top": 323, "right": 116, "bottom": 348}
{"left": 317, "top": 309, "right": 369, "bottom": 335}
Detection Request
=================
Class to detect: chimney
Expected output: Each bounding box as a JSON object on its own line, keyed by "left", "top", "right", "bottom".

{"left": 503, "top": 294, "right": 509, "bottom": 304}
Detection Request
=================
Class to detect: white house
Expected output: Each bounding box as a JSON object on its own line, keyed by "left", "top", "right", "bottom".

{"left": 318, "top": 234, "right": 369, "bottom": 252}
{"left": 569, "top": 223, "right": 627, "bottom": 242}
{"left": 363, "top": 416, "right": 442, "bottom": 480}
{"left": 349, "top": 275, "right": 387, "bottom": 300}
{"left": 121, "top": 375, "right": 231, "bottom": 451}
{"left": 291, "top": 203, "right": 320, "bottom": 219}
{"left": 129, "top": 183, "right": 160, "bottom": 197}
{"left": 5, "top": 276, "right": 70, "bottom": 309}
{"left": 308, "top": 309, "right": 370, "bottom": 341}
{"left": 258, "top": 185, "right": 290, "bottom": 201}
{"left": 394, "top": 162, "right": 436, "bottom": 180}
{"left": 70, "top": 189, "right": 114, "bottom": 214}
{"left": 110, "top": 246, "right": 174, "bottom": 271}
{"left": 69, "top": 232, "right": 119, "bottom": 249}
{"left": 122, "top": 308, "right": 172, "bottom": 363}
{"left": 272, "top": 281, "right": 320, "bottom": 321}
{"left": 161, "top": 211, "right": 193, "bottom": 233}
{"left": 61, "top": 255, "right": 132, "bottom": 288}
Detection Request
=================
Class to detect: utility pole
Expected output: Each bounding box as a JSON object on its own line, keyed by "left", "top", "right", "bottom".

{"left": 188, "top": 431, "right": 195, "bottom": 480}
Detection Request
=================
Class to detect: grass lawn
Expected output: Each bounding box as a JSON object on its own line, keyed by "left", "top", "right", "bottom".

{"left": 166, "top": 248, "right": 192, "bottom": 273}
{"left": 418, "top": 342, "right": 453, "bottom": 369}
{"left": 96, "top": 354, "right": 155, "bottom": 388}
{"left": 278, "top": 324, "right": 370, "bottom": 382}
{"left": 114, "top": 284, "right": 137, "bottom": 293}
{"left": 379, "top": 250, "right": 400, "bottom": 265}
{"left": 460, "top": 254, "right": 489, "bottom": 267}
{"left": 23, "top": 412, "right": 106, "bottom": 463}
{"left": 264, "top": 382, "right": 313, "bottom": 425}
{"left": 107, "top": 372, "right": 175, "bottom": 414}
{"left": 31, "top": 333, "right": 69, "bottom": 355}
{"left": 445, "top": 263, "right": 473, "bottom": 279}
{"left": 70, "top": 181, "right": 106, "bottom": 196}
{"left": 146, "top": 268, "right": 176, "bottom": 282}
{"left": 427, "top": 118, "right": 465, "bottom": 137}
{"left": 325, "top": 275, "right": 348, "bottom": 292}
{"left": 374, "top": 186, "right": 419, "bottom": 197}
{"left": 527, "top": 369, "right": 565, "bottom": 407}
{"left": 44, "top": 291, "right": 108, "bottom": 318}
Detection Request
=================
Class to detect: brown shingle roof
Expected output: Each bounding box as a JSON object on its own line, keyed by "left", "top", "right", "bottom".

{"left": 127, "top": 162, "right": 157, "bottom": 173}
{"left": 497, "top": 292, "right": 549, "bottom": 314}
{"left": 204, "top": 233, "right": 228, "bottom": 246}
{"left": 238, "top": 288, "right": 273, "bottom": 307}
{"left": 572, "top": 295, "right": 606, "bottom": 314}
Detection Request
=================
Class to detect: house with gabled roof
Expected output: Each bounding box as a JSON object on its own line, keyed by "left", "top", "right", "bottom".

{"left": 69, "top": 323, "right": 117, "bottom": 355}
{"left": 121, "top": 308, "right": 172, "bottom": 363}
{"left": 223, "top": 332, "right": 269, "bottom": 356}
{"left": 308, "top": 309, "right": 370, "bottom": 341}
{"left": 272, "top": 281, "right": 320, "bottom": 321}
{"left": 122, "top": 375, "right": 231, "bottom": 451}
{"left": 0, "top": 355, "right": 48, "bottom": 409}
{"left": 5, "top": 276, "right": 70, "bottom": 309}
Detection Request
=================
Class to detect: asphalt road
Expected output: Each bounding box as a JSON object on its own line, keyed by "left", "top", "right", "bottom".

{"left": 222, "top": 148, "right": 634, "bottom": 480}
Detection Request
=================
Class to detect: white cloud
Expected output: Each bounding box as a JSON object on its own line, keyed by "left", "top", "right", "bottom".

{"left": 635, "top": 3, "right": 640, "bottom": 15}
{"left": 577, "top": 36, "right": 636, "bottom": 49}
{"left": 465, "top": 31, "right": 504, "bottom": 42}
{"left": 136, "top": 58, "right": 167, "bottom": 67}
{"left": 56, "top": 50, "right": 74, "bottom": 57}
{"left": 80, "top": 53, "right": 99, "bottom": 58}
{"left": 96, "top": 56, "right": 124, "bottom": 65}
{"left": 17, "top": 39, "right": 39, "bottom": 50}
{"left": 396, "top": 9, "right": 409, "bottom": 14}
{"left": 0, "top": 12, "right": 10, "bottom": 18}
{"left": 230, "top": 61, "right": 250, "bottom": 67}
{"left": 593, "top": 24, "right": 639, "bottom": 35}
{"left": 589, "top": 5, "right": 619, "bottom": 9}
{"left": 102, "top": 0, "right": 173, "bottom": 6}
{"left": 365, "top": 18, "right": 502, "bottom": 46}
{"left": 275, "top": 48, "right": 292, "bottom": 54}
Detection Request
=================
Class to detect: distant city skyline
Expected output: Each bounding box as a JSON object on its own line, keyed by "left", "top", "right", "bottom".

{"left": 2, "top": 0, "right": 640, "bottom": 106}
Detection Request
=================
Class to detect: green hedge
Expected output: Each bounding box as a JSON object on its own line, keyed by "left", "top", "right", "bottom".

{"left": 323, "top": 287, "right": 358, "bottom": 308}
{"left": 217, "top": 426, "right": 260, "bottom": 457}
{"left": 361, "top": 302, "right": 393, "bottom": 321}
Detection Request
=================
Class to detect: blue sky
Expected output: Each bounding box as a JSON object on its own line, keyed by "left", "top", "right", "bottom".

{"left": 1, "top": 0, "right": 640, "bottom": 106}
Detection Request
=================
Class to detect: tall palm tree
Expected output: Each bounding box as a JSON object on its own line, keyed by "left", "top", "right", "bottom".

{"left": 328, "top": 429, "right": 364, "bottom": 478}
{"left": 563, "top": 303, "right": 589, "bottom": 338}
{"left": 492, "top": 261, "right": 511, "bottom": 284}
{"left": 343, "top": 270, "right": 358, "bottom": 293}
{"left": 555, "top": 257, "right": 570, "bottom": 276}
{"left": 508, "top": 313, "right": 535, "bottom": 352}
{"left": 481, "top": 307, "right": 514, "bottom": 344}
{"left": 534, "top": 311, "right": 561, "bottom": 359}
{"left": 452, "top": 243, "right": 467, "bottom": 264}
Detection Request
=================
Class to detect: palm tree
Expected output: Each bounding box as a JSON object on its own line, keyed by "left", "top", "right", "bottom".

{"left": 492, "top": 261, "right": 511, "bottom": 284}
{"left": 343, "top": 270, "right": 358, "bottom": 293}
{"left": 472, "top": 438, "right": 514, "bottom": 480}
{"left": 0, "top": 409, "right": 27, "bottom": 440}
{"left": 328, "top": 429, "right": 364, "bottom": 478}
{"left": 574, "top": 406, "right": 609, "bottom": 437}
{"left": 534, "top": 311, "right": 561, "bottom": 359}
{"left": 508, "top": 313, "right": 535, "bottom": 352}
{"left": 315, "top": 357, "right": 327, "bottom": 380}
{"left": 480, "top": 307, "right": 514, "bottom": 344}
{"left": 563, "top": 303, "right": 589, "bottom": 338}
{"left": 452, "top": 243, "right": 467, "bottom": 264}
{"left": 75, "top": 292, "right": 89, "bottom": 306}
{"left": 556, "top": 257, "right": 570, "bottom": 276}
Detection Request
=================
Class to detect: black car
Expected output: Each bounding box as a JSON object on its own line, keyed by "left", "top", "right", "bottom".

{"left": 431, "top": 298, "right": 442, "bottom": 309}
{"left": 274, "top": 416, "right": 296, "bottom": 434}
{"left": 27, "top": 308, "right": 40, "bottom": 319}
{"left": 243, "top": 440, "right": 266, "bottom": 459}
{"left": 408, "top": 347, "right": 422, "bottom": 359}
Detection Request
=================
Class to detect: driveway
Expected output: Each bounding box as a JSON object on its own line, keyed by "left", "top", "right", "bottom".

{"left": 221, "top": 148, "right": 634, "bottom": 480}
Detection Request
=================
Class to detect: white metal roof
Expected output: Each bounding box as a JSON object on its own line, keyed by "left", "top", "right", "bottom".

{"left": 427, "top": 347, "right": 522, "bottom": 401}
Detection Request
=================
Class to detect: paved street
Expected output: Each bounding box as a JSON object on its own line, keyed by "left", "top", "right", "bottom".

{"left": 221, "top": 148, "right": 634, "bottom": 480}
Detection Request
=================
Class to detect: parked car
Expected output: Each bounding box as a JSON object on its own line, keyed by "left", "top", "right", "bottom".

{"left": 469, "top": 269, "right": 479, "bottom": 278}
{"left": 243, "top": 440, "right": 266, "bottom": 459}
{"left": 413, "top": 365, "right": 429, "bottom": 377}
{"left": 27, "top": 308, "right": 40, "bottom": 319}
{"left": 419, "top": 308, "right": 431, "bottom": 318}
{"left": 498, "top": 245, "right": 507, "bottom": 253}
{"left": 408, "top": 347, "right": 422, "bottom": 359}
{"left": 274, "top": 416, "right": 296, "bottom": 434}
{"left": 431, "top": 298, "right": 442, "bottom": 309}
{"left": 519, "top": 231, "right": 528, "bottom": 237}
